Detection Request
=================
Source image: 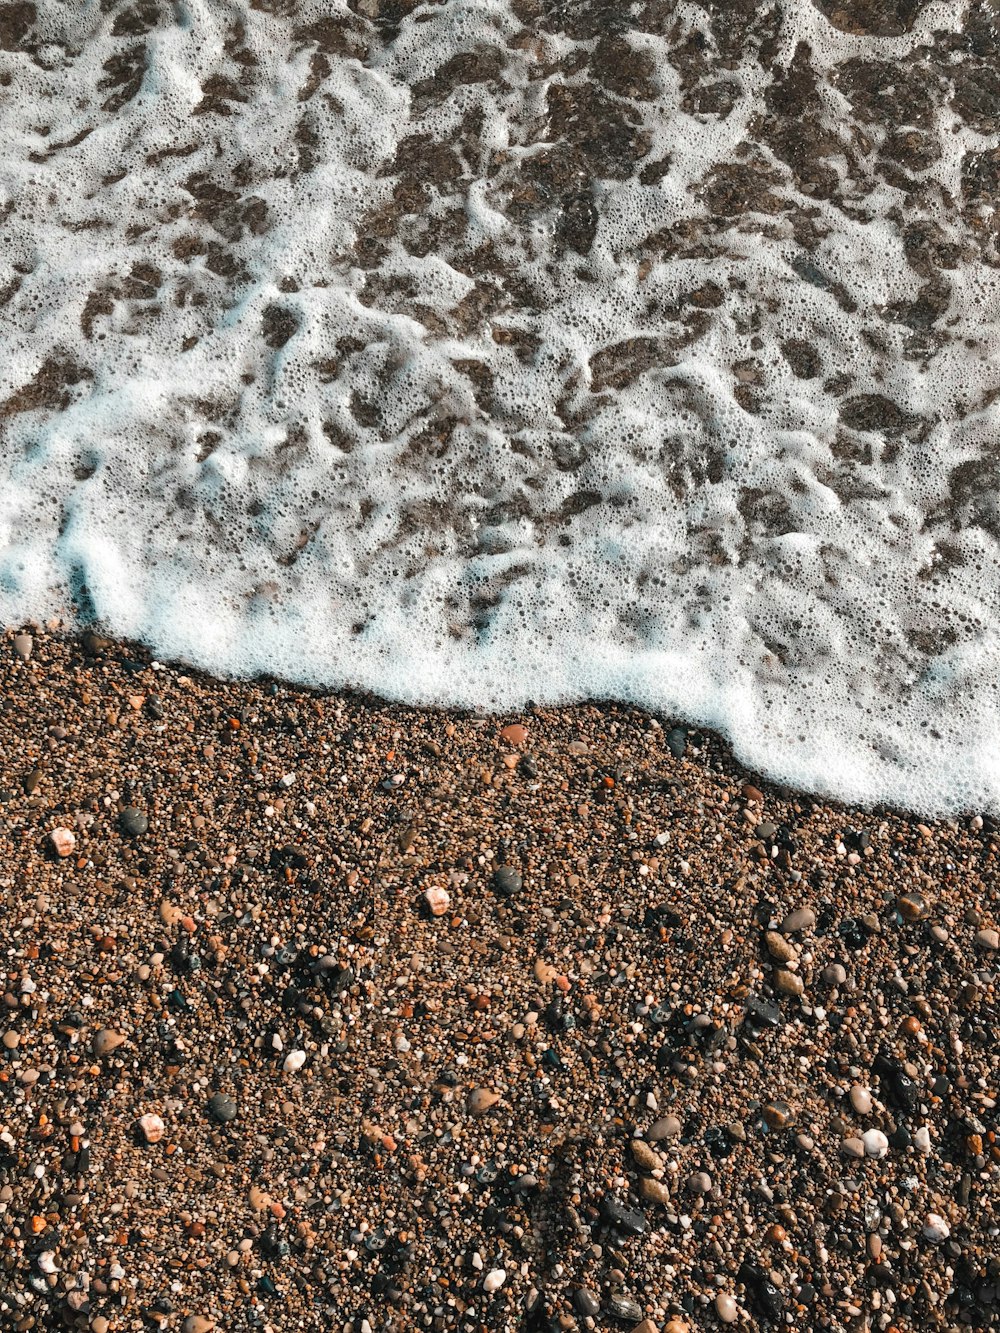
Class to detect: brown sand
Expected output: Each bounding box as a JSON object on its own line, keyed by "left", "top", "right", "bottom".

{"left": 0, "top": 629, "right": 997, "bottom": 1333}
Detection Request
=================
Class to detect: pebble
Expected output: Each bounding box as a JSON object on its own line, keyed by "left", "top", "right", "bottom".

{"left": 780, "top": 906, "right": 815, "bottom": 933}
{"left": 823, "top": 963, "right": 847, "bottom": 986}
{"left": 181, "top": 1319, "right": 215, "bottom": 1333}
{"left": 687, "top": 1170, "right": 712, "bottom": 1194}
{"left": 93, "top": 1028, "right": 126, "bottom": 1057}
{"left": 764, "top": 930, "right": 796, "bottom": 963}
{"left": 493, "top": 865, "right": 522, "bottom": 896}
{"left": 423, "top": 886, "right": 450, "bottom": 916}
{"left": 923, "top": 1213, "right": 950, "bottom": 1241}
{"left": 282, "top": 1050, "right": 307, "bottom": 1073}
{"left": 48, "top": 826, "right": 76, "bottom": 858}
{"left": 897, "top": 890, "right": 928, "bottom": 922}
{"left": 13, "top": 632, "right": 32, "bottom": 661}
{"left": 647, "top": 1114, "right": 682, "bottom": 1140}
{"left": 975, "top": 928, "right": 999, "bottom": 950}
{"left": 605, "top": 1295, "right": 643, "bottom": 1322}
{"left": 630, "top": 1139, "right": 661, "bottom": 1172}
{"left": 138, "top": 1113, "right": 165, "bottom": 1144}
{"left": 849, "top": 1085, "right": 872, "bottom": 1115}
{"left": 773, "top": 968, "right": 803, "bottom": 997}
{"left": 862, "top": 1129, "right": 889, "bottom": 1159}
{"left": 763, "top": 1100, "right": 793, "bottom": 1129}
{"left": 483, "top": 1268, "right": 506, "bottom": 1293}
{"left": 715, "top": 1292, "right": 739, "bottom": 1323}
{"left": 639, "top": 1176, "right": 672, "bottom": 1206}
{"left": 575, "top": 1288, "right": 601, "bottom": 1317}
{"left": 468, "top": 1087, "right": 500, "bottom": 1116}
{"left": 842, "top": 1137, "right": 865, "bottom": 1159}
{"left": 500, "top": 723, "right": 527, "bottom": 745}
{"left": 120, "top": 806, "right": 149, "bottom": 837}
{"left": 208, "top": 1093, "right": 238, "bottom": 1123}
{"left": 913, "top": 1125, "right": 932, "bottom": 1153}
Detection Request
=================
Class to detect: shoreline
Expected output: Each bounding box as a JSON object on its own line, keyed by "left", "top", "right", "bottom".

{"left": 0, "top": 629, "right": 997, "bottom": 1332}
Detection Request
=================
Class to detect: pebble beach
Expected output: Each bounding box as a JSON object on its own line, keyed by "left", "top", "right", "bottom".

{"left": 0, "top": 628, "right": 997, "bottom": 1333}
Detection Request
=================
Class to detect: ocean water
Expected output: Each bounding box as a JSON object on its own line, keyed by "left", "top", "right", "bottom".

{"left": 1, "top": 0, "right": 999, "bottom": 813}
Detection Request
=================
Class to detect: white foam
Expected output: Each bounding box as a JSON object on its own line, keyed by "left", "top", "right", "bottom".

{"left": 2, "top": 0, "right": 1000, "bottom": 813}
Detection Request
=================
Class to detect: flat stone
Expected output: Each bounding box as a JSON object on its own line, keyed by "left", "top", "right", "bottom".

{"left": 13, "top": 633, "right": 32, "bottom": 661}
{"left": 780, "top": 907, "right": 815, "bottom": 933}
{"left": 468, "top": 1087, "right": 500, "bottom": 1116}
{"left": 93, "top": 1028, "right": 126, "bottom": 1057}
{"left": 842, "top": 1136, "right": 865, "bottom": 1159}
{"left": 975, "top": 928, "right": 999, "bottom": 950}
{"left": 715, "top": 1293, "right": 739, "bottom": 1323}
{"left": 605, "top": 1295, "right": 643, "bottom": 1323}
{"left": 493, "top": 865, "right": 522, "bottom": 896}
{"left": 208, "top": 1093, "right": 238, "bottom": 1123}
{"left": 120, "top": 807, "right": 149, "bottom": 837}
{"left": 500, "top": 723, "right": 527, "bottom": 745}
{"left": 849, "top": 1085, "right": 873, "bottom": 1115}
{"left": 647, "top": 1114, "right": 682, "bottom": 1140}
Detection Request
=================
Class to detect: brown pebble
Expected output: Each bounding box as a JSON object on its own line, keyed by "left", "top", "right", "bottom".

{"left": 500, "top": 723, "right": 527, "bottom": 746}
{"left": 897, "top": 890, "right": 928, "bottom": 922}
{"left": 765, "top": 930, "right": 796, "bottom": 963}
{"left": 93, "top": 1028, "right": 126, "bottom": 1057}
{"left": 467, "top": 1088, "right": 500, "bottom": 1116}
{"left": 742, "top": 783, "right": 764, "bottom": 804}
{"left": 975, "top": 928, "right": 999, "bottom": 950}
{"left": 639, "top": 1176, "right": 672, "bottom": 1206}
{"left": 773, "top": 967, "right": 803, "bottom": 997}
{"left": 631, "top": 1139, "right": 662, "bottom": 1172}
{"left": 182, "top": 1319, "right": 215, "bottom": 1333}
{"left": 647, "top": 1114, "right": 682, "bottom": 1140}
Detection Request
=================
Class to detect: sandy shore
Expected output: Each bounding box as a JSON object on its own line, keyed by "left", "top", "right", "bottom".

{"left": 0, "top": 628, "right": 997, "bottom": 1333}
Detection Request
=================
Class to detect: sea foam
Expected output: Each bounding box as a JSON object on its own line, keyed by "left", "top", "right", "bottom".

{"left": 1, "top": 0, "right": 1000, "bottom": 813}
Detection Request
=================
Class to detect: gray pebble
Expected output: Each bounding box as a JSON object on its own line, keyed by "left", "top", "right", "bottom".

{"left": 120, "top": 807, "right": 149, "bottom": 837}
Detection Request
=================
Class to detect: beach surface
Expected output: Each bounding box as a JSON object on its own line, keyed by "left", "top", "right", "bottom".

{"left": 0, "top": 628, "right": 997, "bottom": 1332}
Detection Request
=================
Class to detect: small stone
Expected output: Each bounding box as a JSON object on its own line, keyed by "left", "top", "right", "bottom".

{"left": 849, "top": 1085, "right": 873, "bottom": 1115}
{"left": 638, "top": 1176, "right": 671, "bottom": 1206}
{"left": 483, "top": 1269, "right": 506, "bottom": 1293}
{"left": 773, "top": 968, "right": 803, "bottom": 997}
{"left": 923, "top": 1213, "right": 950, "bottom": 1241}
{"left": 208, "top": 1094, "right": 237, "bottom": 1123}
{"left": 120, "top": 807, "right": 149, "bottom": 838}
{"left": 2, "top": 1031, "right": 18, "bottom": 1050}
{"left": 664, "top": 1322, "right": 690, "bottom": 1333}
{"left": 765, "top": 931, "right": 796, "bottom": 963}
{"left": 647, "top": 1115, "right": 682, "bottom": 1140}
{"left": 91, "top": 1319, "right": 110, "bottom": 1333}
{"left": 630, "top": 1139, "right": 661, "bottom": 1172}
{"left": 605, "top": 1295, "right": 643, "bottom": 1323}
{"left": 48, "top": 827, "right": 76, "bottom": 858}
{"left": 763, "top": 1100, "right": 793, "bottom": 1129}
{"left": 975, "top": 928, "right": 999, "bottom": 950}
{"left": 715, "top": 1293, "right": 739, "bottom": 1323}
{"left": 755, "top": 820, "right": 777, "bottom": 842}
{"left": 842, "top": 1137, "right": 865, "bottom": 1159}
{"left": 13, "top": 633, "right": 33, "bottom": 661}
{"left": 913, "top": 1125, "right": 932, "bottom": 1153}
{"left": 687, "top": 1170, "right": 712, "bottom": 1194}
{"left": 897, "top": 889, "right": 928, "bottom": 922}
{"left": 182, "top": 1319, "right": 215, "bottom": 1333}
{"left": 862, "top": 1129, "right": 889, "bottom": 1159}
{"left": 138, "top": 1113, "right": 165, "bottom": 1144}
{"left": 743, "top": 783, "right": 764, "bottom": 803}
{"left": 422, "top": 886, "right": 450, "bottom": 917}
{"left": 468, "top": 1087, "right": 500, "bottom": 1116}
{"left": 282, "top": 1050, "right": 306, "bottom": 1073}
{"left": 493, "top": 865, "right": 522, "bottom": 896}
{"left": 780, "top": 906, "right": 815, "bottom": 933}
{"left": 500, "top": 723, "right": 527, "bottom": 746}
{"left": 575, "top": 1288, "right": 601, "bottom": 1317}
{"left": 93, "top": 1028, "right": 126, "bottom": 1057}
{"left": 635, "top": 1323, "right": 663, "bottom": 1333}
{"left": 823, "top": 963, "right": 847, "bottom": 986}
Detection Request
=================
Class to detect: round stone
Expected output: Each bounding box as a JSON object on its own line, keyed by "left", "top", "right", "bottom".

{"left": 780, "top": 906, "right": 815, "bottom": 933}
{"left": 975, "top": 928, "right": 999, "bottom": 950}
{"left": 923, "top": 1213, "right": 950, "bottom": 1241}
{"left": 120, "top": 807, "right": 149, "bottom": 837}
{"left": 138, "top": 1113, "right": 165, "bottom": 1144}
{"left": 823, "top": 963, "right": 847, "bottom": 986}
{"left": 862, "top": 1129, "right": 889, "bottom": 1159}
{"left": 763, "top": 1100, "right": 793, "bottom": 1129}
{"left": 93, "top": 1028, "right": 126, "bottom": 1057}
{"left": 842, "top": 1137, "right": 865, "bottom": 1159}
{"left": 208, "top": 1093, "right": 238, "bottom": 1123}
{"left": 574, "top": 1289, "right": 601, "bottom": 1317}
{"left": 715, "top": 1293, "right": 739, "bottom": 1323}
{"left": 648, "top": 1114, "right": 682, "bottom": 1140}
{"left": 483, "top": 1269, "right": 506, "bottom": 1293}
{"left": 897, "top": 890, "right": 928, "bottom": 922}
{"left": 849, "top": 1085, "right": 873, "bottom": 1115}
{"left": 493, "top": 865, "right": 522, "bottom": 896}
{"left": 13, "top": 633, "right": 32, "bottom": 661}
{"left": 500, "top": 723, "right": 527, "bottom": 746}
{"left": 687, "top": 1170, "right": 712, "bottom": 1194}
{"left": 773, "top": 968, "right": 803, "bottom": 997}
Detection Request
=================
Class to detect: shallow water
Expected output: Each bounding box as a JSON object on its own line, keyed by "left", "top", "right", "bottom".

{"left": 2, "top": 0, "right": 1000, "bottom": 812}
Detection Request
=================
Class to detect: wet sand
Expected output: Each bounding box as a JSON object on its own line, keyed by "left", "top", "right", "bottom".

{"left": 0, "top": 628, "right": 997, "bottom": 1332}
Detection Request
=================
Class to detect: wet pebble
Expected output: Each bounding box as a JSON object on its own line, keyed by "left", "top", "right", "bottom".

{"left": 208, "top": 1093, "right": 238, "bottom": 1123}
{"left": 493, "top": 865, "right": 522, "bottom": 896}
{"left": 780, "top": 906, "right": 815, "bottom": 933}
{"left": 716, "top": 1292, "right": 739, "bottom": 1323}
{"left": 849, "top": 1085, "right": 872, "bottom": 1115}
{"left": 648, "top": 1114, "right": 682, "bottom": 1141}
{"left": 120, "top": 806, "right": 149, "bottom": 837}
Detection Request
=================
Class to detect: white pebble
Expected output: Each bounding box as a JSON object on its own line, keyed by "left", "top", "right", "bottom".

{"left": 862, "top": 1129, "right": 889, "bottom": 1159}
{"left": 923, "top": 1213, "right": 950, "bottom": 1242}
{"left": 282, "top": 1049, "right": 307, "bottom": 1073}
{"left": 913, "top": 1126, "right": 931, "bottom": 1154}
{"left": 483, "top": 1268, "right": 506, "bottom": 1293}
